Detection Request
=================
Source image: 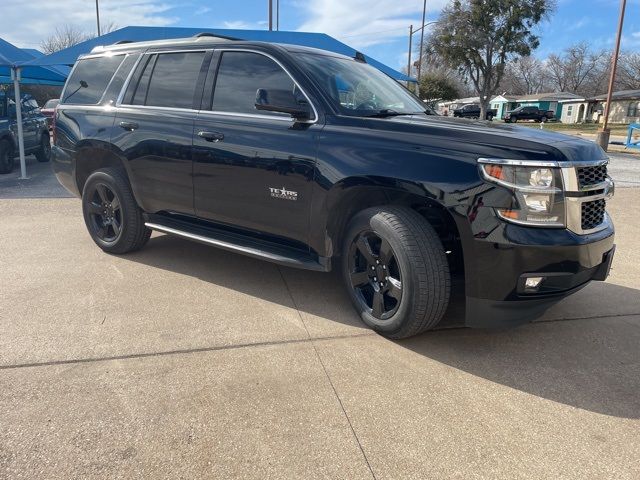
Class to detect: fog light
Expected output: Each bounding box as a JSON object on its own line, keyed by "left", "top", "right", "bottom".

{"left": 524, "top": 276, "right": 544, "bottom": 291}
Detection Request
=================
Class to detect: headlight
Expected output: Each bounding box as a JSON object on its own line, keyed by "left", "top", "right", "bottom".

{"left": 478, "top": 159, "right": 565, "bottom": 227}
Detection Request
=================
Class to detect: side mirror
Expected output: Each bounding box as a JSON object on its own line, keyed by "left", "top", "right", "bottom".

{"left": 254, "top": 88, "right": 312, "bottom": 121}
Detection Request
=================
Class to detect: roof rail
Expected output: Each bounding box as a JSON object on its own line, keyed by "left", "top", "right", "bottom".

{"left": 354, "top": 51, "right": 366, "bottom": 63}
{"left": 114, "top": 40, "right": 134, "bottom": 45}
{"left": 194, "top": 32, "right": 240, "bottom": 41}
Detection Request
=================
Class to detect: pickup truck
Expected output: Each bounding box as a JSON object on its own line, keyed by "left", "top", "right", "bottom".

{"left": 52, "top": 36, "right": 615, "bottom": 338}
{"left": 0, "top": 92, "right": 51, "bottom": 174}
{"left": 504, "top": 106, "right": 554, "bottom": 123}
{"left": 453, "top": 104, "right": 497, "bottom": 120}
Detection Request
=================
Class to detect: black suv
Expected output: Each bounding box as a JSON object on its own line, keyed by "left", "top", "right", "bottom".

{"left": 52, "top": 36, "right": 615, "bottom": 338}
{"left": 0, "top": 92, "right": 51, "bottom": 174}
{"left": 504, "top": 106, "right": 554, "bottom": 123}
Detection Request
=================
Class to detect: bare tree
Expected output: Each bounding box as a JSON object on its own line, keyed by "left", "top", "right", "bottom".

{"left": 500, "top": 56, "right": 548, "bottom": 95}
{"left": 40, "top": 22, "right": 119, "bottom": 54}
{"left": 546, "top": 42, "right": 609, "bottom": 96}
{"left": 40, "top": 25, "right": 91, "bottom": 54}
{"left": 616, "top": 52, "right": 640, "bottom": 90}
{"left": 429, "top": 0, "right": 554, "bottom": 119}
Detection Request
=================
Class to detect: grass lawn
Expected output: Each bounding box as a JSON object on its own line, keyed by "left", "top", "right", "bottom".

{"left": 518, "top": 122, "right": 631, "bottom": 136}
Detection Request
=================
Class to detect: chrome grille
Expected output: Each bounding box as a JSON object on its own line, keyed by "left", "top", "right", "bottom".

{"left": 577, "top": 164, "right": 607, "bottom": 189}
{"left": 581, "top": 199, "right": 606, "bottom": 231}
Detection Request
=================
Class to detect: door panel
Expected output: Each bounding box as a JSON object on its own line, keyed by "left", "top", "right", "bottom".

{"left": 112, "top": 106, "right": 196, "bottom": 214}
{"left": 193, "top": 114, "right": 319, "bottom": 246}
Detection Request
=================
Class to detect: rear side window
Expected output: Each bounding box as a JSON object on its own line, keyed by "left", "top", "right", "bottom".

{"left": 62, "top": 55, "right": 124, "bottom": 105}
{"left": 126, "top": 52, "right": 205, "bottom": 109}
{"left": 212, "top": 51, "right": 295, "bottom": 116}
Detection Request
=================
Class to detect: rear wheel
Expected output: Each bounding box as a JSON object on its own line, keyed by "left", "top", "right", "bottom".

{"left": 35, "top": 133, "right": 51, "bottom": 162}
{"left": 82, "top": 168, "right": 151, "bottom": 254}
{"left": 0, "top": 139, "right": 14, "bottom": 174}
{"left": 341, "top": 206, "right": 450, "bottom": 339}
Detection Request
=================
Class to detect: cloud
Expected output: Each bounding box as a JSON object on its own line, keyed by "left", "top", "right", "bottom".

{"left": 296, "top": 0, "right": 448, "bottom": 48}
{"left": 222, "top": 21, "right": 254, "bottom": 29}
{"left": 1, "top": 1, "right": 178, "bottom": 49}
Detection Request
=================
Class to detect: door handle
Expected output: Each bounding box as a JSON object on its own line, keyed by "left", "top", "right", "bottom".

{"left": 119, "top": 121, "right": 139, "bottom": 131}
{"left": 197, "top": 130, "right": 224, "bottom": 142}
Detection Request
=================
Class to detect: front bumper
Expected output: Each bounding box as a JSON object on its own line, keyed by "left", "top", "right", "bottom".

{"left": 462, "top": 220, "right": 615, "bottom": 328}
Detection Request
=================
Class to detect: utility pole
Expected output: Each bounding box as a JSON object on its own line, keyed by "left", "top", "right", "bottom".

{"left": 597, "top": 0, "right": 626, "bottom": 152}
{"left": 407, "top": 25, "right": 413, "bottom": 78}
{"left": 95, "top": 0, "right": 101, "bottom": 36}
{"left": 416, "top": 0, "right": 427, "bottom": 82}
{"left": 268, "top": 0, "right": 273, "bottom": 31}
{"left": 276, "top": 0, "right": 280, "bottom": 31}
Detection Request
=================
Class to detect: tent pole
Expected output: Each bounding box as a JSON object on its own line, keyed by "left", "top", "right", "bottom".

{"left": 11, "top": 67, "right": 27, "bottom": 179}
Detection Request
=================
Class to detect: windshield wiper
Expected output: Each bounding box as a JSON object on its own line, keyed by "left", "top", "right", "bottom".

{"left": 363, "top": 108, "right": 415, "bottom": 118}
{"left": 361, "top": 109, "right": 418, "bottom": 118}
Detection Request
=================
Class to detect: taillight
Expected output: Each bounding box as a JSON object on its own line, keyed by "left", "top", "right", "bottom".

{"left": 52, "top": 106, "right": 58, "bottom": 144}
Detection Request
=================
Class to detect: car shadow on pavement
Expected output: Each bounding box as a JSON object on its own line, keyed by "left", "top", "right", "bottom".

{"left": 128, "top": 233, "right": 640, "bottom": 419}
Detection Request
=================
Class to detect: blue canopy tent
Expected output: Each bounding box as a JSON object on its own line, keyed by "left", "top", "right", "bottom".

{"left": 1, "top": 37, "right": 67, "bottom": 178}
{"left": 27, "top": 26, "right": 416, "bottom": 83}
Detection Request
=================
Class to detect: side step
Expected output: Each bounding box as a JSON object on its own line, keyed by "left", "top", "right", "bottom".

{"left": 144, "top": 217, "right": 330, "bottom": 272}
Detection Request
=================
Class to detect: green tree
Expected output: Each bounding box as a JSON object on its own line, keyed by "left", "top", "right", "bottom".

{"left": 419, "top": 73, "right": 460, "bottom": 106}
{"left": 430, "top": 0, "right": 553, "bottom": 119}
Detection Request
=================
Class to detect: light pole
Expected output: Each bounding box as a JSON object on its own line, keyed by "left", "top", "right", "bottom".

{"left": 597, "top": 0, "right": 626, "bottom": 152}
{"left": 407, "top": 25, "right": 413, "bottom": 77}
{"left": 268, "top": 0, "right": 273, "bottom": 31}
{"left": 95, "top": 0, "right": 101, "bottom": 36}
{"left": 407, "top": 20, "right": 438, "bottom": 80}
{"left": 417, "top": 0, "right": 427, "bottom": 81}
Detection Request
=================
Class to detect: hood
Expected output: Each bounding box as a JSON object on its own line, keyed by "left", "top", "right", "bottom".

{"left": 328, "top": 114, "right": 607, "bottom": 164}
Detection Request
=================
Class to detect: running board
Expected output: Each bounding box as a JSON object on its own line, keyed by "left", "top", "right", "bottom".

{"left": 145, "top": 220, "right": 330, "bottom": 272}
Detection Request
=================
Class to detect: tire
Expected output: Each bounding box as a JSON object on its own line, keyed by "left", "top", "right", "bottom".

{"left": 341, "top": 206, "right": 450, "bottom": 339}
{"left": 0, "top": 139, "right": 14, "bottom": 174}
{"left": 510, "top": 117, "right": 517, "bottom": 123}
{"left": 35, "top": 133, "right": 51, "bottom": 162}
{"left": 82, "top": 168, "right": 151, "bottom": 254}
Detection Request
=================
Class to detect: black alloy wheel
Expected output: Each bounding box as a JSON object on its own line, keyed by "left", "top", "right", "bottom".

{"left": 85, "top": 183, "right": 123, "bottom": 242}
{"left": 35, "top": 134, "right": 51, "bottom": 162}
{"left": 348, "top": 230, "right": 403, "bottom": 320}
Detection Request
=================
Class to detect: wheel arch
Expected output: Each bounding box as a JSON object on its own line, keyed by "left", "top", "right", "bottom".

{"left": 323, "top": 177, "right": 465, "bottom": 277}
{"left": 74, "top": 141, "right": 132, "bottom": 196}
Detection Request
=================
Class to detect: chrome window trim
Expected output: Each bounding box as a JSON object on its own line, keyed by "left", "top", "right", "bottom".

{"left": 198, "top": 110, "right": 294, "bottom": 122}
{"left": 208, "top": 48, "right": 319, "bottom": 125}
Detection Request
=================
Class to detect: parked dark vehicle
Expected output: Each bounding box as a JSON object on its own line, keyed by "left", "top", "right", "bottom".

{"left": 0, "top": 92, "right": 51, "bottom": 174}
{"left": 52, "top": 36, "right": 615, "bottom": 338}
{"left": 504, "top": 106, "right": 554, "bottom": 123}
{"left": 453, "top": 104, "right": 496, "bottom": 120}
{"left": 40, "top": 98, "right": 59, "bottom": 128}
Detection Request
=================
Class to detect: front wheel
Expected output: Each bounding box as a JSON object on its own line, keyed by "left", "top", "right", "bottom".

{"left": 341, "top": 206, "right": 450, "bottom": 339}
{"left": 35, "top": 133, "right": 51, "bottom": 162}
{"left": 510, "top": 117, "right": 517, "bottom": 123}
{"left": 0, "top": 139, "right": 14, "bottom": 174}
{"left": 82, "top": 168, "right": 151, "bottom": 254}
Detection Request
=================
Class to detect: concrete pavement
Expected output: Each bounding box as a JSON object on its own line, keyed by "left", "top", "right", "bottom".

{"left": 1, "top": 187, "right": 639, "bottom": 478}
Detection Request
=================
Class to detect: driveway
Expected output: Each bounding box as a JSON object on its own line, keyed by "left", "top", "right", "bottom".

{"left": 1, "top": 161, "right": 639, "bottom": 479}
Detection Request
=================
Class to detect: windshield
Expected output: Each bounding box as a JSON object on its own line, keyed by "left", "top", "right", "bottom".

{"left": 295, "top": 52, "right": 426, "bottom": 117}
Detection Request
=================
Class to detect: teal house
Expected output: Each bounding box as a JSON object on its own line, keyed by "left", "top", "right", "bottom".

{"left": 490, "top": 92, "right": 581, "bottom": 120}
{"left": 490, "top": 95, "right": 518, "bottom": 120}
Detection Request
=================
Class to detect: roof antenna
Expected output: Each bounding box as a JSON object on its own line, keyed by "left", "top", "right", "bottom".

{"left": 354, "top": 51, "right": 366, "bottom": 63}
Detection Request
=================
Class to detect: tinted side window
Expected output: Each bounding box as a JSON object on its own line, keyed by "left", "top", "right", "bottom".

{"left": 136, "top": 52, "right": 205, "bottom": 109}
{"left": 212, "top": 52, "right": 295, "bottom": 116}
{"left": 62, "top": 55, "right": 125, "bottom": 105}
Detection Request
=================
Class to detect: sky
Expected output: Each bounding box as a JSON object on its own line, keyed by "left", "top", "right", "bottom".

{"left": 2, "top": 0, "right": 639, "bottom": 72}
